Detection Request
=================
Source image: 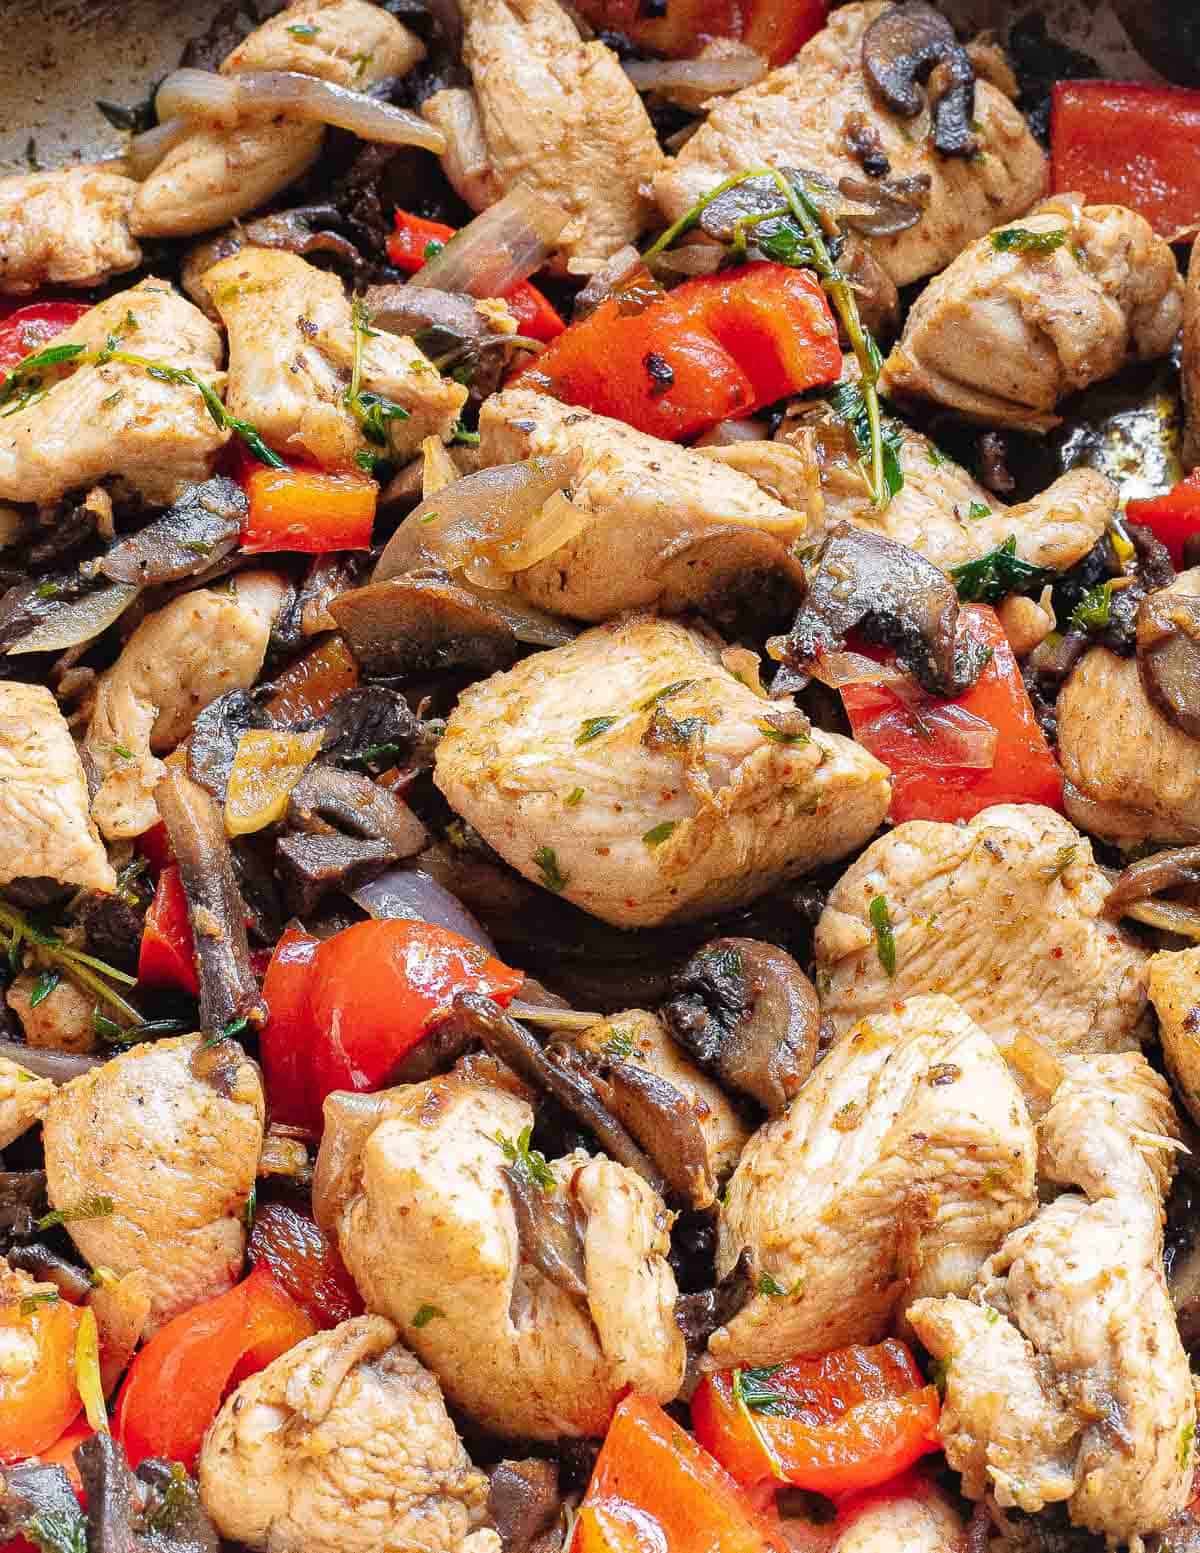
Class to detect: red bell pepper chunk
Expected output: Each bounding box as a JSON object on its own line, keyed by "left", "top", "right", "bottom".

{"left": 569, "top": 0, "right": 826, "bottom": 66}
{"left": 692, "top": 1341, "right": 941, "bottom": 1500}
{"left": 515, "top": 261, "right": 841, "bottom": 442}
{"left": 578, "top": 1393, "right": 789, "bottom": 1553}
{"left": 1051, "top": 81, "right": 1200, "bottom": 241}
{"left": 135, "top": 819, "right": 174, "bottom": 876}
{"left": 0, "top": 300, "right": 90, "bottom": 378}
{"left": 247, "top": 1199, "right": 364, "bottom": 1330}
{"left": 840, "top": 605, "right": 1063, "bottom": 825}
{"left": 260, "top": 926, "right": 322, "bottom": 1131}
{"left": 137, "top": 864, "right": 199, "bottom": 997}
{"left": 0, "top": 1279, "right": 84, "bottom": 1463}
{"left": 241, "top": 465, "right": 377, "bottom": 553}
{"left": 388, "top": 210, "right": 565, "bottom": 342}
{"left": 1126, "top": 470, "right": 1200, "bottom": 570}
{"left": 115, "top": 1264, "right": 316, "bottom": 1471}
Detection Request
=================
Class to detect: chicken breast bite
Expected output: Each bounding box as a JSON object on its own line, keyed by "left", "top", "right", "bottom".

{"left": 708, "top": 994, "right": 1035, "bottom": 1369}
{"left": 881, "top": 196, "right": 1184, "bottom": 432}
{"left": 816, "top": 1475, "right": 965, "bottom": 1553}
{"left": 132, "top": 0, "right": 423, "bottom": 238}
{"left": 41, "top": 1034, "right": 264, "bottom": 1332}
{"left": 472, "top": 388, "right": 808, "bottom": 621}
{"left": 0, "top": 682, "right": 115, "bottom": 893}
{"left": 424, "top": 0, "right": 662, "bottom": 267}
{"left": 206, "top": 248, "right": 466, "bottom": 470}
{"left": 1148, "top": 947, "right": 1200, "bottom": 1128}
{"left": 314, "top": 1077, "right": 684, "bottom": 1440}
{"left": 198, "top": 1315, "right": 490, "bottom": 1553}
{"left": 0, "top": 1055, "right": 54, "bottom": 1151}
{"left": 0, "top": 279, "right": 227, "bottom": 508}
{"left": 86, "top": 572, "right": 287, "bottom": 840}
{"left": 434, "top": 615, "right": 891, "bottom": 929}
{"left": 0, "top": 166, "right": 141, "bottom": 296}
{"left": 909, "top": 1052, "right": 1194, "bottom": 1544}
{"left": 653, "top": 2, "right": 1046, "bottom": 289}
{"left": 815, "top": 805, "right": 1149, "bottom": 1110}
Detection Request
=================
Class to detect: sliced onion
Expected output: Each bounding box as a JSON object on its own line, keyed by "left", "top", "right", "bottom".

{"left": 806, "top": 651, "right": 918, "bottom": 695}
{"left": 647, "top": 244, "right": 725, "bottom": 278}
{"left": 156, "top": 67, "right": 241, "bottom": 125}
{"left": 410, "top": 186, "right": 571, "bottom": 298}
{"left": 696, "top": 418, "right": 771, "bottom": 448}
{"left": 6, "top": 582, "right": 138, "bottom": 657}
{"left": 494, "top": 489, "right": 591, "bottom": 573}
{"left": 351, "top": 866, "right": 497, "bottom": 953}
{"left": 623, "top": 51, "right": 766, "bottom": 97}
{"left": 0, "top": 1037, "right": 101, "bottom": 1082}
{"left": 859, "top": 702, "right": 999, "bottom": 770}
{"left": 127, "top": 117, "right": 190, "bottom": 180}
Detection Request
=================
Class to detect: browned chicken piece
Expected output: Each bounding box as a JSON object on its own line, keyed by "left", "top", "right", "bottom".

{"left": 0, "top": 1054, "right": 54, "bottom": 1150}
{"left": 881, "top": 196, "right": 1184, "bottom": 431}
{"left": 0, "top": 167, "right": 141, "bottom": 295}
{"left": 315, "top": 1077, "right": 684, "bottom": 1441}
{"left": 708, "top": 995, "right": 1035, "bottom": 1369}
{"left": 816, "top": 805, "right": 1150, "bottom": 1115}
{"left": 41, "top": 1034, "right": 264, "bottom": 1332}
{"left": 86, "top": 572, "right": 287, "bottom": 840}
{"left": 1185, "top": 240, "right": 1200, "bottom": 470}
{"left": 422, "top": 0, "right": 663, "bottom": 267}
{"left": 7, "top": 974, "right": 98, "bottom": 1055}
{"left": 1148, "top": 947, "right": 1200, "bottom": 1127}
{"left": 206, "top": 249, "right": 466, "bottom": 469}
{"left": 198, "top": 1316, "right": 493, "bottom": 1553}
{"left": 811, "top": 1476, "right": 965, "bottom": 1553}
{"left": 909, "top": 1053, "right": 1194, "bottom": 1544}
{"left": 472, "top": 388, "right": 809, "bottom": 622}
{"left": 0, "top": 279, "right": 227, "bottom": 508}
{"left": 653, "top": 2, "right": 1046, "bottom": 288}
{"left": 434, "top": 615, "right": 891, "bottom": 929}
{"left": 0, "top": 682, "right": 115, "bottom": 893}
{"left": 131, "top": 0, "right": 424, "bottom": 238}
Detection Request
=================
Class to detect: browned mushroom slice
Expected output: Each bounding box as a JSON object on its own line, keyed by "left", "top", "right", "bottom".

{"left": 98, "top": 478, "right": 246, "bottom": 586}
{"left": 487, "top": 1461, "right": 562, "bottom": 1553}
{"left": 501, "top": 1162, "right": 588, "bottom": 1298}
{"left": 1138, "top": 587, "right": 1200, "bottom": 740}
{"left": 287, "top": 766, "right": 428, "bottom": 854}
{"left": 276, "top": 834, "right": 398, "bottom": 918}
{"left": 861, "top": 1, "right": 978, "bottom": 157}
{"left": 329, "top": 574, "right": 523, "bottom": 677}
{"left": 1105, "top": 845, "right": 1200, "bottom": 914}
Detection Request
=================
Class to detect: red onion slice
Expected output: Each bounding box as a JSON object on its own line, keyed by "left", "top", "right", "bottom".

{"left": 0, "top": 1038, "right": 102, "bottom": 1082}
{"left": 410, "top": 186, "right": 571, "bottom": 297}
{"left": 623, "top": 52, "right": 767, "bottom": 97}
{"left": 350, "top": 866, "right": 497, "bottom": 953}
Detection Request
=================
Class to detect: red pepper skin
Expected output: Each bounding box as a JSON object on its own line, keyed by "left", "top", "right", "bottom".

{"left": 136, "top": 820, "right": 174, "bottom": 876}
{"left": 1126, "top": 470, "right": 1200, "bottom": 569}
{"left": 387, "top": 211, "right": 566, "bottom": 342}
{"left": 260, "top": 927, "right": 322, "bottom": 1131}
{"left": 1051, "top": 81, "right": 1200, "bottom": 240}
{"left": 0, "top": 301, "right": 90, "bottom": 377}
{"left": 515, "top": 262, "right": 841, "bottom": 442}
{"left": 137, "top": 865, "right": 199, "bottom": 996}
{"left": 247, "top": 1200, "right": 364, "bottom": 1330}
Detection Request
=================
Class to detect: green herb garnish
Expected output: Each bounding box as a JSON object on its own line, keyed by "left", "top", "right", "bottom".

{"left": 19, "top": 1290, "right": 61, "bottom": 1316}
{"left": 1181, "top": 1419, "right": 1195, "bottom": 1470}
{"left": 869, "top": 894, "right": 896, "bottom": 978}
{"left": 825, "top": 379, "right": 905, "bottom": 502}
{"left": 756, "top": 719, "right": 810, "bottom": 746}
{"left": 412, "top": 1303, "right": 446, "bottom": 1328}
{"left": 29, "top": 968, "right": 61, "bottom": 1008}
{"left": 143, "top": 1463, "right": 194, "bottom": 1536}
{"left": 344, "top": 298, "right": 412, "bottom": 448}
{"left": 949, "top": 536, "right": 1055, "bottom": 605}
{"left": 732, "top": 1364, "right": 788, "bottom": 1416}
{"left": 495, "top": 1124, "right": 556, "bottom": 1192}
{"left": 576, "top": 715, "right": 617, "bottom": 745}
{"left": 564, "top": 787, "right": 585, "bottom": 807}
{"left": 37, "top": 1195, "right": 114, "bottom": 1230}
{"left": 533, "top": 846, "right": 568, "bottom": 894}
{"left": 0, "top": 901, "right": 139, "bottom": 1024}
{"left": 244, "top": 1184, "right": 256, "bottom": 1232}
{"left": 286, "top": 21, "right": 320, "bottom": 37}
{"left": 635, "top": 680, "right": 697, "bottom": 711}
{"left": 601, "top": 1028, "right": 636, "bottom": 1060}
{"left": 990, "top": 226, "right": 1068, "bottom": 255}
{"left": 965, "top": 501, "right": 992, "bottom": 522}
{"left": 25, "top": 1508, "right": 87, "bottom": 1553}
{"left": 757, "top": 1272, "right": 801, "bottom": 1298}
{"left": 642, "top": 820, "right": 678, "bottom": 848}
{"left": 926, "top": 442, "right": 949, "bottom": 467}
{"left": 1068, "top": 581, "right": 1114, "bottom": 631}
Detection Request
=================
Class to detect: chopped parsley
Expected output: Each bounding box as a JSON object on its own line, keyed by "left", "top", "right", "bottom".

{"left": 143, "top": 1463, "right": 194, "bottom": 1536}
{"left": 286, "top": 21, "right": 321, "bottom": 37}
{"left": 244, "top": 1184, "right": 257, "bottom": 1233}
{"left": 926, "top": 442, "right": 950, "bottom": 467}
{"left": 965, "top": 501, "right": 992, "bottom": 522}
{"left": 1068, "top": 580, "right": 1114, "bottom": 631}
{"left": 826, "top": 379, "right": 905, "bottom": 502}
{"left": 642, "top": 820, "right": 678, "bottom": 848}
{"left": 564, "top": 787, "right": 585, "bottom": 807}
{"left": 635, "top": 680, "right": 697, "bottom": 711}
{"left": 345, "top": 298, "right": 410, "bottom": 448}
{"left": 424, "top": 239, "right": 445, "bottom": 260}
{"left": 36, "top": 1195, "right": 114, "bottom": 1230}
{"left": 199, "top": 1014, "right": 250, "bottom": 1050}
{"left": 601, "top": 1027, "right": 636, "bottom": 1060}
{"left": 732, "top": 1364, "right": 788, "bottom": 1416}
{"left": 413, "top": 1303, "right": 446, "bottom": 1328}
{"left": 19, "top": 1290, "right": 61, "bottom": 1316}
{"left": 868, "top": 894, "right": 896, "bottom": 978}
{"left": 450, "top": 419, "right": 480, "bottom": 446}
{"left": 495, "top": 1124, "right": 556, "bottom": 1192}
{"left": 1043, "top": 843, "right": 1077, "bottom": 882}
{"left": 949, "top": 536, "right": 1055, "bottom": 604}
{"left": 1181, "top": 1419, "right": 1195, "bottom": 1470}
{"left": 25, "top": 1508, "right": 87, "bottom": 1553}
{"left": 28, "top": 968, "right": 61, "bottom": 1008}
{"left": 756, "top": 718, "right": 810, "bottom": 746}
{"left": 533, "top": 845, "right": 568, "bottom": 894}
{"left": 576, "top": 715, "right": 617, "bottom": 745}
{"left": 757, "top": 1271, "right": 802, "bottom": 1298}
{"left": 990, "top": 226, "right": 1068, "bottom": 255}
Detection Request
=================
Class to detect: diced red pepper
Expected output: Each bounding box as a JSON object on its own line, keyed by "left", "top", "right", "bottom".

{"left": 136, "top": 819, "right": 174, "bottom": 876}
{"left": 514, "top": 261, "right": 840, "bottom": 442}
{"left": 569, "top": 0, "right": 827, "bottom": 66}
{"left": 1126, "top": 470, "right": 1200, "bottom": 569}
{"left": 247, "top": 1200, "right": 364, "bottom": 1330}
{"left": 387, "top": 210, "right": 565, "bottom": 343}
{"left": 260, "top": 927, "right": 322, "bottom": 1131}
{"left": 692, "top": 1341, "right": 941, "bottom": 1500}
{"left": 1051, "top": 81, "right": 1200, "bottom": 241}
{"left": 242, "top": 466, "right": 377, "bottom": 553}
{"left": 0, "top": 301, "right": 90, "bottom": 377}
{"left": 137, "top": 864, "right": 199, "bottom": 997}
{"left": 840, "top": 605, "right": 1063, "bottom": 825}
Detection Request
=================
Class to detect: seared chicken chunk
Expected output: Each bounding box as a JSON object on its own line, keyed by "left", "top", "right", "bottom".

{"left": 41, "top": 1034, "right": 264, "bottom": 1332}
{"left": 132, "top": 0, "right": 423, "bottom": 238}
{"left": 0, "top": 682, "right": 114, "bottom": 892}
{"left": 653, "top": 2, "right": 1046, "bottom": 288}
{"left": 86, "top": 573, "right": 286, "bottom": 840}
{"left": 315, "top": 1077, "right": 684, "bottom": 1440}
{"left": 199, "top": 1315, "right": 491, "bottom": 1553}
{"left": 434, "top": 616, "right": 891, "bottom": 929}
{"left": 206, "top": 249, "right": 466, "bottom": 469}
{"left": 909, "top": 1053, "right": 1193, "bottom": 1544}
{"left": 0, "top": 1055, "right": 54, "bottom": 1151}
{"left": 818, "top": 1476, "right": 965, "bottom": 1553}
{"left": 816, "top": 805, "right": 1149, "bottom": 1111}
{"left": 0, "top": 167, "right": 141, "bottom": 295}
{"left": 7, "top": 973, "right": 98, "bottom": 1056}
{"left": 881, "top": 196, "right": 1184, "bottom": 431}
{"left": 0, "top": 279, "right": 227, "bottom": 508}
{"left": 472, "top": 388, "right": 808, "bottom": 621}
{"left": 1148, "top": 947, "right": 1200, "bottom": 1127}
{"left": 709, "top": 995, "right": 1035, "bottom": 1368}
{"left": 423, "top": 0, "right": 662, "bottom": 266}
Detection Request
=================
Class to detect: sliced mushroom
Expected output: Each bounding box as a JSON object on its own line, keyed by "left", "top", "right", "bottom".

{"left": 1138, "top": 586, "right": 1200, "bottom": 740}
{"left": 329, "top": 573, "right": 522, "bottom": 678}
{"left": 771, "top": 522, "right": 988, "bottom": 697}
{"left": 1105, "top": 846, "right": 1200, "bottom": 915}
{"left": 98, "top": 478, "right": 246, "bottom": 586}
{"left": 287, "top": 766, "right": 428, "bottom": 855}
{"left": 861, "top": 1, "right": 978, "bottom": 157}
{"left": 674, "top": 1246, "right": 754, "bottom": 1364}
{"left": 0, "top": 1460, "right": 82, "bottom": 1549}
{"left": 487, "top": 1460, "right": 562, "bottom": 1553}
{"left": 501, "top": 1162, "right": 588, "bottom": 1299}
{"left": 661, "top": 938, "right": 820, "bottom": 1117}
{"left": 310, "top": 686, "right": 428, "bottom": 772}
{"left": 6, "top": 1243, "right": 92, "bottom": 1302}
{"left": 75, "top": 1431, "right": 219, "bottom": 1553}
{"left": 275, "top": 833, "right": 398, "bottom": 918}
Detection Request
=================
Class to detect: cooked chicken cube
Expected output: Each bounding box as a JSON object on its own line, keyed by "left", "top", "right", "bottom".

{"left": 0, "top": 279, "right": 227, "bottom": 508}
{"left": 7, "top": 973, "right": 98, "bottom": 1055}
{"left": 41, "top": 1034, "right": 264, "bottom": 1333}
{"left": 1148, "top": 947, "right": 1200, "bottom": 1127}
{"left": 1058, "top": 647, "right": 1200, "bottom": 847}
{"left": 314, "top": 1076, "right": 685, "bottom": 1439}
{"left": 0, "top": 682, "right": 114, "bottom": 893}
{"left": 86, "top": 573, "right": 287, "bottom": 840}
{"left": 434, "top": 615, "right": 891, "bottom": 929}
{"left": 473, "top": 388, "right": 808, "bottom": 621}
{"left": 816, "top": 1476, "right": 965, "bottom": 1553}
{"left": 206, "top": 249, "right": 466, "bottom": 469}
{"left": 423, "top": 0, "right": 663, "bottom": 267}
{"left": 881, "top": 196, "right": 1184, "bottom": 431}
{"left": 708, "top": 994, "right": 1035, "bottom": 1368}
{"left": 0, "top": 1055, "right": 54, "bottom": 1151}
{"left": 815, "top": 805, "right": 1150, "bottom": 1111}
{"left": 132, "top": 0, "right": 423, "bottom": 238}
{"left": 909, "top": 1052, "right": 1193, "bottom": 1544}
{"left": 653, "top": 2, "right": 1047, "bottom": 288}
{"left": 199, "top": 1315, "right": 491, "bottom": 1553}
{"left": 0, "top": 167, "right": 141, "bottom": 295}
{"left": 1184, "top": 240, "right": 1200, "bottom": 470}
